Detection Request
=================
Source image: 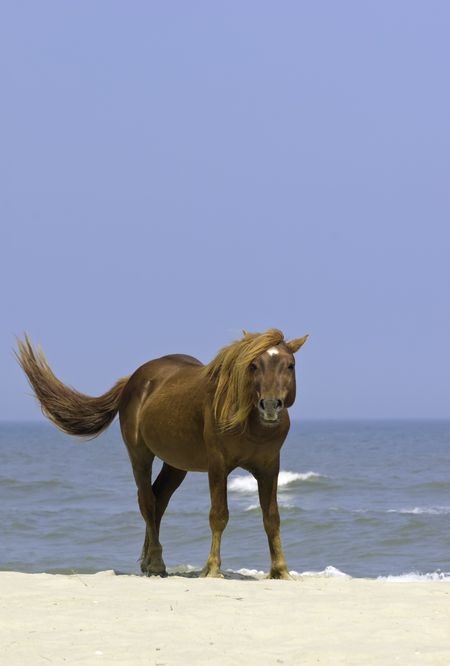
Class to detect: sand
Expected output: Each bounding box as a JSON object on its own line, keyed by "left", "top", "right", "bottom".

{"left": 0, "top": 571, "right": 449, "bottom": 665}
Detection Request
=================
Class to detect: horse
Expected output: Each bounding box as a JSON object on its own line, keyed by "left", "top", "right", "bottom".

{"left": 17, "top": 328, "right": 308, "bottom": 579}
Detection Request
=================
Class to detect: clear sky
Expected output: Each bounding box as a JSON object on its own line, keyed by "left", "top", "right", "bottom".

{"left": 1, "top": 1, "right": 449, "bottom": 420}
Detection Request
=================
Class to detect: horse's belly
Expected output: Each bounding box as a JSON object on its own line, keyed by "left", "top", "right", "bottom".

{"left": 140, "top": 414, "right": 208, "bottom": 473}
{"left": 152, "top": 437, "right": 208, "bottom": 472}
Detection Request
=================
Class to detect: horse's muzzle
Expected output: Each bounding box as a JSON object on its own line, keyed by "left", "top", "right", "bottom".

{"left": 258, "top": 398, "right": 284, "bottom": 423}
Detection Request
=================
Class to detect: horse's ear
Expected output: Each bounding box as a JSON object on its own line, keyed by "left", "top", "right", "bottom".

{"left": 286, "top": 335, "right": 309, "bottom": 353}
{"left": 242, "top": 329, "right": 249, "bottom": 337}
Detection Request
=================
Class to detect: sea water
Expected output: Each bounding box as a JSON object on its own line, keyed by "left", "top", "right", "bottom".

{"left": 1, "top": 420, "right": 449, "bottom": 580}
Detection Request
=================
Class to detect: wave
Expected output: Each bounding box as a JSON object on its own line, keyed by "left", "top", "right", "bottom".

{"left": 167, "top": 564, "right": 450, "bottom": 582}
{"left": 0, "top": 477, "right": 65, "bottom": 490}
{"left": 387, "top": 506, "right": 450, "bottom": 516}
{"left": 228, "top": 470, "right": 324, "bottom": 494}
{"left": 230, "top": 567, "right": 265, "bottom": 577}
{"left": 298, "top": 565, "right": 350, "bottom": 578}
{"left": 411, "top": 481, "right": 450, "bottom": 491}
{"left": 19, "top": 564, "right": 450, "bottom": 583}
{"left": 244, "top": 502, "right": 298, "bottom": 512}
{"left": 377, "top": 571, "right": 450, "bottom": 582}
{"left": 167, "top": 564, "right": 199, "bottom": 575}
{"left": 168, "top": 564, "right": 350, "bottom": 579}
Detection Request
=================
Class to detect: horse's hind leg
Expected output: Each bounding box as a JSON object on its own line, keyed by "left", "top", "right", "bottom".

{"left": 131, "top": 452, "right": 167, "bottom": 576}
{"left": 120, "top": 383, "right": 167, "bottom": 576}
{"left": 138, "top": 463, "right": 186, "bottom": 571}
{"left": 152, "top": 463, "right": 187, "bottom": 536}
{"left": 121, "top": 421, "right": 166, "bottom": 575}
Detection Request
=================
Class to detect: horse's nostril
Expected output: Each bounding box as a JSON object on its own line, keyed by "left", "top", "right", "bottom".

{"left": 259, "top": 399, "right": 283, "bottom": 412}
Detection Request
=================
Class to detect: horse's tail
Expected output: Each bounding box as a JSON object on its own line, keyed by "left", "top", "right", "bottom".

{"left": 16, "top": 335, "right": 129, "bottom": 438}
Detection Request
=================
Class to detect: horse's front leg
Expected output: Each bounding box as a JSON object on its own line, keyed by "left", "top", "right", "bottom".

{"left": 255, "top": 460, "right": 292, "bottom": 580}
{"left": 201, "top": 460, "right": 229, "bottom": 578}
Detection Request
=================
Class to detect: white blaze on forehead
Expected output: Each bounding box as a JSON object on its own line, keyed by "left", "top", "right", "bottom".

{"left": 266, "top": 347, "right": 280, "bottom": 356}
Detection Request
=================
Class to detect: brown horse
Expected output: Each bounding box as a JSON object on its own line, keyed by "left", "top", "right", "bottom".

{"left": 17, "top": 328, "right": 308, "bottom": 579}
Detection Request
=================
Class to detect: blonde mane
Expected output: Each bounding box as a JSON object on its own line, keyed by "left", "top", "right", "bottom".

{"left": 203, "top": 328, "right": 285, "bottom": 432}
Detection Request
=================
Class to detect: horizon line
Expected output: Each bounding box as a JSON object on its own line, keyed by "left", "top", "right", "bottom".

{"left": 1, "top": 417, "right": 449, "bottom": 424}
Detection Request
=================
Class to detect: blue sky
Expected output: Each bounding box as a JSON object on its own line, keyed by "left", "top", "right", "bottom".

{"left": 2, "top": 1, "right": 449, "bottom": 420}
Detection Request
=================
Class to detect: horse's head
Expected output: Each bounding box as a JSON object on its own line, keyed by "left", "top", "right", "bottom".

{"left": 205, "top": 329, "right": 308, "bottom": 432}
{"left": 248, "top": 336, "right": 308, "bottom": 426}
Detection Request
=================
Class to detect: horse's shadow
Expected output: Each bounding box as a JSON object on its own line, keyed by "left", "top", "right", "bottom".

{"left": 168, "top": 569, "right": 260, "bottom": 581}
{"left": 113, "top": 569, "right": 260, "bottom": 581}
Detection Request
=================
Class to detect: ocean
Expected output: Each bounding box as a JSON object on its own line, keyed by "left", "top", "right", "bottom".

{"left": 1, "top": 420, "right": 450, "bottom": 581}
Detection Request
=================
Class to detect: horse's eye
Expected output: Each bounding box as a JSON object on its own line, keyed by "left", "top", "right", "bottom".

{"left": 249, "top": 362, "right": 257, "bottom": 371}
{"left": 288, "top": 363, "right": 295, "bottom": 370}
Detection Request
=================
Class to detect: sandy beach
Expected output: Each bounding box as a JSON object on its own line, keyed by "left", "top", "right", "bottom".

{"left": 0, "top": 571, "right": 449, "bottom": 665}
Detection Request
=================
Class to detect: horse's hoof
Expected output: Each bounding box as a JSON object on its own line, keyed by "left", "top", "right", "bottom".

{"left": 142, "top": 569, "right": 169, "bottom": 578}
{"left": 268, "top": 570, "right": 293, "bottom": 580}
{"left": 200, "top": 566, "right": 224, "bottom": 579}
{"left": 141, "top": 562, "right": 168, "bottom": 577}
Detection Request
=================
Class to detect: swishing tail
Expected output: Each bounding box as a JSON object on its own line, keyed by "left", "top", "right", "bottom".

{"left": 16, "top": 335, "right": 129, "bottom": 438}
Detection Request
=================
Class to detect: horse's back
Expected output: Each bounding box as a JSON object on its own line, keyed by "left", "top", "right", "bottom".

{"left": 161, "top": 353, "right": 203, "bottom": 367}
{"left": 120, "top": 354, "right": 203, "bottom": 410}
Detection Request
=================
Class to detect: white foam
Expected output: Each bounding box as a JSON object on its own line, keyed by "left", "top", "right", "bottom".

{"left": 168, "top": 564, "right": 450, "bottom": 583}
{"left": 228, "top": 470, "right": 323, "bottom": 494}
{"left": 231, "top": 568, "right": 266, "bottom": 577}
{"left": 378, "top": 571, "right": 450, "bottom": 582}
{"left": 167, "top": 564, "right": 198, "bottom": 574}
{"left": 387, "top": 506, "right": 450, "bottom": 515}
{"left": 227, "top": 568, "right": 302, "bottom": 578}
{"left": 300, "top": 565, "right": 350, "bottom": 578}
{"left": 279, "top": 470, "right": 322, "bottom": 486}
{"left": 228, "top": 476, "right": 258, "bottom": 493}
